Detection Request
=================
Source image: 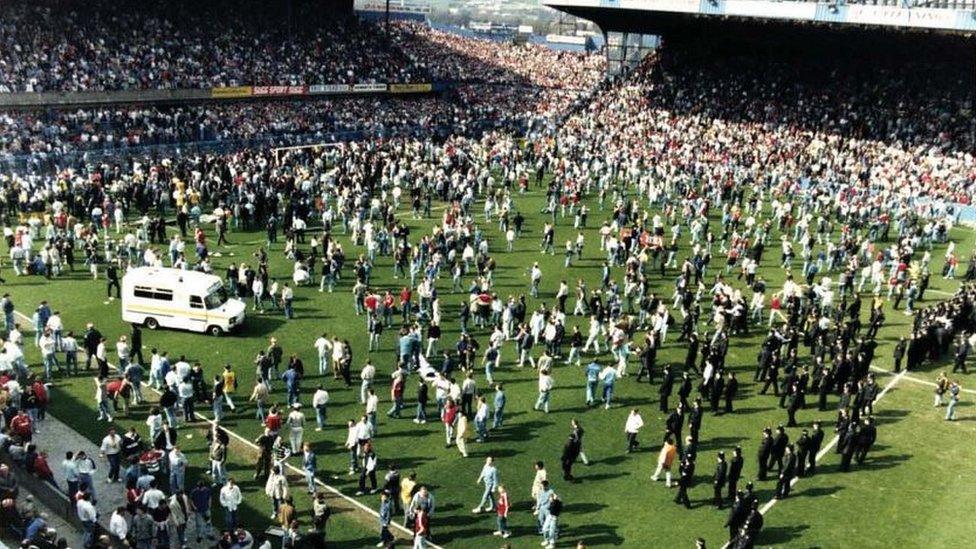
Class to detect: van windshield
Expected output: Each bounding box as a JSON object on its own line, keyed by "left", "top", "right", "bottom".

{"left": 205, "top": 286, "right": 229, "bottom": 310}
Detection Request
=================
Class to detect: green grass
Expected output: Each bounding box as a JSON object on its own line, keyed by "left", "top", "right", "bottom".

{"left": 6, "top": 183, "right": 976, "bottom": 548}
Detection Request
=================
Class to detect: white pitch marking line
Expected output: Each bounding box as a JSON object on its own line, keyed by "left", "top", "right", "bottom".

{"left": 869, "top": 365, "right": 976, "bottom": 394}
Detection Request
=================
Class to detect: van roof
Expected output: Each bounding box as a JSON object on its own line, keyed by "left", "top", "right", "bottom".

{"left": 123, "top": 267, "right": 223, "bottom": 288}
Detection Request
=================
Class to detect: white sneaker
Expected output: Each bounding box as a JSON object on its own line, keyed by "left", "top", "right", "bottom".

{"left": 472, "top": 507, "right": 482, "bottom": 514}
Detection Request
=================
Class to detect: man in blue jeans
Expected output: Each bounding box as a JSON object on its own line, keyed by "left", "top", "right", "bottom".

{"left": 584, "top": 361, "right": 601, "bottom": 406}
{"left": 379, "top": 491, "right": 395, "bottom": 547}
{"left": 473, "top": 456, "right": 498, "bottom": 513}
{"left": 492, "top": 384, "right": 506, "bottom": 429}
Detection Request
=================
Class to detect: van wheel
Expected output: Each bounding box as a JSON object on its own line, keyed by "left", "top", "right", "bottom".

{"left": 207, "top": 325, "right": 223, "bottom": 337}
{"left": 144, "top": 317, "right": 159, "bottom": 330}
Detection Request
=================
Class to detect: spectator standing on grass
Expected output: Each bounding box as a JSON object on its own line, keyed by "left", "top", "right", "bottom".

{"left": 946, "top": 380, "right": 961, "bottom": 420}
{"left": 313, "top": 384, "right": 330, "bottom": 431}
{"left": 542, "top": 492, "right": 562, "bottom": 549}
{"left": 625, "top": 408, "right": 644, "bottom": 453}
{"left": 470, "top": 476, "right": 499, "bottom": 537}
{"left": 473, "top": 456, "right": 498, "bottom": 513}
{"left": 250, "top": 376, "right": 270, "bottom": 422}
{"left": 378, "top": 490, "right": 395, "bottom": 548}
{"left": 219, "top": 477, "right": 242, "bottom": 531}
{"left": 534, "top": 368, "right": 553, "bottom": 413}
{"left": 651, "top": 436, "right": 678, "bottom": 486}
{"left": 169, "top": 445, "right": 188, "bottom": 493}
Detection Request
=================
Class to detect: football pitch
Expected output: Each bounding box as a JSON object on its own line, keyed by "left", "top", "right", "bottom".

{"left": 7, "top": 186, "right": 976, "bottom": 548}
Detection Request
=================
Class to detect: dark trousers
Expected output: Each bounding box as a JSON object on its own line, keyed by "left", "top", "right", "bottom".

{"left": 626, "top": 432, "right": 639, "bottom": 452}
{"left": 776, "top": 474, "right": 793, "bottom": 498}
{"left": 107, "top": 453, "right": 120, "bottom": 481}
{"left": 358, "top": 469, "right": 377, "bottom": 493}
{"left": 562, "top": 459, "right": 574, "bottom": 480}
{"left": 674, "top": 484, "right": 691, "bottom": 508}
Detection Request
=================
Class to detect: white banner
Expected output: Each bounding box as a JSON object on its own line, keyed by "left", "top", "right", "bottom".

{"left": 352, "top": 83, "right": 389, "bottom": 92}
{"left": 725, "top": 0, "right": 817, "bottom": 19}
{"left": 309, "top": 84, "right": 352, "bottom": 94}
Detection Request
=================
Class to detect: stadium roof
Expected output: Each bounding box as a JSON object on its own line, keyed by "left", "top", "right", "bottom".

{"left": 544, "top": 0, "right": 976, "bottom": 35}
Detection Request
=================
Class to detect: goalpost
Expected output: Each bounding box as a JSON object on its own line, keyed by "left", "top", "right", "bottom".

{"left": 271, "top": 141, "right": 342, "bottom": 165}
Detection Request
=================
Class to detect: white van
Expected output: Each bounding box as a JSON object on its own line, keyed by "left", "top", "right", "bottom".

{"left": 121, "top": 267, "right": 246, "bottom": 336}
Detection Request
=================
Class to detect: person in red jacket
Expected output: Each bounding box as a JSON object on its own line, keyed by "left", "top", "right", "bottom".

{"left": 442, "top": 399, "right": 458, "bottom": 448}
{"left": 399, "top": 287, "right": 413, "bottom": 322}
{"left": 32, "top": 451, "right": 54, "bottom": 482}
{"left": 31, "top": 379, "right": 48, "bottom": 422}
{"left": 388, "top": 372, "right": 405, "bottom": 419}
{"left": 265, "top": 406, "right": 283, "bottom": 436}
{"left": 10, "top": 409, "right": 32, "bottom": 442}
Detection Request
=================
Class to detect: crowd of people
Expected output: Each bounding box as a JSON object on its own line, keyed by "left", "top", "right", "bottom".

{"left": 0, "top": 0, "right": 422, "bottom": 93}
{"left": 391, "top": 21, "right": 605, "bottom": 89}
{"left": 0, "top": 12, "right": 605, "bottom": 174}
{"left": 0, "top": 14, "right": 972, "bottom": 549}
{"left": 0, "top": 97, "right": 504, "bottom": 162}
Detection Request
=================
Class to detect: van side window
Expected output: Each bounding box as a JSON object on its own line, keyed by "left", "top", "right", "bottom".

{"left": 133, "top": 286, "right": 155, "bottom": 299}
{"left": 134, "top": 286, "right": 174, "bottom": 301}
{"left": 190, "top": 296, "right": 204, "bottom": 309}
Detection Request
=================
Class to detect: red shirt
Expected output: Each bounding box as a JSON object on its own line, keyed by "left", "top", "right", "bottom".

{"left": 32, "top": 382, "right": 47, "bottom": 405}
{"left": 442, "top": 404, "right": 458, "bottom": 426}
{"left": 265, "top": 413, "right": 282, "bottom": 433}
{"left": 10, "top": 415, "right": 31, "bottom": 437}
{"left": 414, "top": 512, "right": 429, "bottom": 537}
{"left": 106, "top": 380, "right": 124, "bottom": 396}
{"left": 496, "top": 491, "right": 509, "bottom": 517}
{"left": 34, "top": 454, "right": 53, "bottom": 479}
{"left": 400, "top": 289, "right": 412, "bottom": 305}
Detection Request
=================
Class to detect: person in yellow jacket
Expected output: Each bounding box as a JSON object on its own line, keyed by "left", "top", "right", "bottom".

{"left": 651, "top": 436, "right": 678, "bottom": 487}
{"left": 399, "top": 471, "right": 417, "bottom": 524}
{"left": 456, "top": 413, "right": 471, "bottom": 458}
{"left": 222, "top": 364, "right": 237, "bottom": 411}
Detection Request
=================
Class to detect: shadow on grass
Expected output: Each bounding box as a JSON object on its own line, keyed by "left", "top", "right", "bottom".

{"left": 872, "top": 408, "right": 910, "bottom": 425}
{"left": 757, "top": 524, "right": 811, "bottom": 545}
{"left": 562, "top": 522, "right": 625, "bottom": 546}
{"left": 796, "top": 485, "right": 843, "bottom": 498}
